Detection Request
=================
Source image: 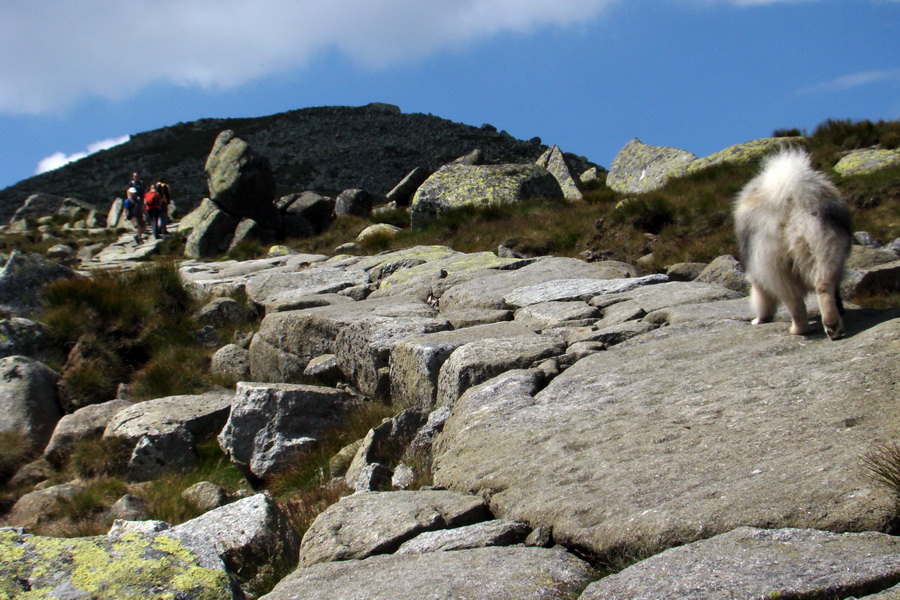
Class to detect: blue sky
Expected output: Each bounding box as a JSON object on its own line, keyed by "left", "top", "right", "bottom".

{"left": 1, "top": 0, "right": 898, "bottom": 192}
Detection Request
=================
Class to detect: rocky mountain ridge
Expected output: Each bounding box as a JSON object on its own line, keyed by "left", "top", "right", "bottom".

{"left": 0, "top": 103, "right": 599, "bottom": 224}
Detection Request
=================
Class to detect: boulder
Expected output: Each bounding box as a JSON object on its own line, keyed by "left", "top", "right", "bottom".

{"left": 107, "top": 197, "right": 126, "bottom": 228}
{"left": 297, "top": 490, "right": 490, "bottom": 567}
{"left": 335, "top": 188, "right": 373, "bottom": 218}
{"left": 104, "top": 391, "right": 233, "bottom": 481}
{"left": 503, "top": 273, "right": 668, "bottom": 308}
{"left": 265, "top": 546, "right": 594, "bottom": 600}
{"left": 666, "top": 261, "right": 708, "bottom": 281}
{"left": 280, "top": 212, "right": 315, "bottom": 239}
{"left": 589, "top": 280, "right": 744, "bottom": 328}
{"left": 109, "top": 494, "right": 151, "bottom": 521}
{"left": 244, "top": 266, "right": 370, "bottom": 312}
{"left": 694, "top": 254, "right": 749, "bottom": 293}
{"left": 334, "top": 314, "right": 451, "bottom": 397}
{"left": 0, "top": 250, "right": 78, "bottom": 317}
{"left": 684, "top": 137, "right": 795, "bottom": 174}
{"left": 0, "top": 317, "right": 51, "bottom": 361}
{"left": 581, "top": 527, "right": 900, "bottom": 599}
{"left": 438, "top": 256, "right": 640, "bottom": 312}
{"left": 356, "top": 223, "right": 402, "bottom": 243}
{"left": 834, "top": 148, "right": 900, "bottom": 176}
{"left": 410, "top": 163, "right": 564, "bottom": 228}
{"left": 0, "top": 529, "right": 241, "bottom": 599}
{"left": 514, "top": 300, "right": 600, "bottom": 332}
{"left": 436, "top": 336, "right": 566, "bottom": 408}
{"left": 535, "top": 144, "right": 583, "bottom": 201}
{"left": 168, "top": 493, "right": 301, "bottom": 594}
{"left": 229, "top": 218, "right": 277, "bottom": 252}
{"left": 846, "top": 244, "right": 898, "bottom": 269}
{"left": 194, "top": 297, "right": 249, "bottom": 328}
{"left": 389, "top": 321, "right": 538, "bottom": 410}
{"left": 7, "top": 483, "right": 85, "bottom": 528}
{"left": 182, "top": 481, "right": 230, "bottom": 513}
{"left": 183, "top": 203, "right": 241, "bottom": 259}
{"left": 608, "top": 137, "right": 792, "bottom": 194}
{"left": 248, "top": 296, "right": 436, "bottom": 383}
{"left": 396, "top": 519, "right": 531, "bottom": 554}
{"left": 179, "top": 253, "right": 328, "bottom": 298}
{"left": 0, "top": 355, "right": 61, "bottom": 454}
{"left": 206, "top": 129, "right": 280, "bottom": 230}
{"left": 43, "top": 398, "right": 133, "bottom": 466}
{"left": 343, "top": 409, "right": 428, "bottom": 489}
{"left": 211, "top": 343, "right": 252, "bottom": 381}
{"left": 844, "top": 260, "right": 900, "bottom": 299}
{"left": 579, "top": 166, "right": 606, "bottom": 186}
{"left": 607, "top": 138, "right": 697, "bottom": 194}
{"left": 217, "top": 382, "right": 358, "bottom": 482}
{"left": 385, "top": 166, "right": 431, "bottom": 206}
{"left": 432, "top": 312, "right": 900, "bottom": 562}
{"left": 178, "top": 197, "right": 220, "bottom": 236}
{"left": 9, "top": 193, "right": 68, "bottom": 224}
{"left": 279, "top": 191, "right": 335, "bottom": 233}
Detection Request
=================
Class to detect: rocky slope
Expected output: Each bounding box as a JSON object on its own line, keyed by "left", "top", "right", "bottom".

{"left": 0, "top": 103, "right": 598, "bottom": 223}
{"left": 2, "top": 239, "right": 900, "bottom": 599}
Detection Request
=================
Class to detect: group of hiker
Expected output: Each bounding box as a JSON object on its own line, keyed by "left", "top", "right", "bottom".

{"left": 124, "top": 172, "right": 171, "bottom": 245}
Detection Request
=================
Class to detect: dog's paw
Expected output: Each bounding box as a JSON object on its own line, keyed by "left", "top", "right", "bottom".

{"left": 824, "top": 320, "right": 845, "bottom": 340}
{"left": 789, "top": 322, "right": 809, "bottom": 335}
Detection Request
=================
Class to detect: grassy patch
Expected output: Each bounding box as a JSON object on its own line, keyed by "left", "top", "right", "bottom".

{"left": 39, "top": 261, "right": 247, "bottom": 406}
{"left": 138, "top": 439, "right": 249, "bottom": 525}
{"left": 67, "top": 436, "right": 131, "bottom": 480}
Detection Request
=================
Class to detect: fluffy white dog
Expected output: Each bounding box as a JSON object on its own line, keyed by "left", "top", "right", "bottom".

{"left": 734, "top": 148, "right": 852, "bottom": 339}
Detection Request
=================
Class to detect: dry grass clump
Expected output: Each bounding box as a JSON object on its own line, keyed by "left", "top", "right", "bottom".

{"left": 863, "top": 441, "right": 900, "bottom": 517}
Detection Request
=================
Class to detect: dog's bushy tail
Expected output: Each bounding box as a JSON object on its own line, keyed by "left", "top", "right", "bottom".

{"left": 754, "top": 148, "right": 816, "bottom": 205}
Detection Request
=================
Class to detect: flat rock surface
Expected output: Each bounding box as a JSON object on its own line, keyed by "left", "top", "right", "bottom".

{"left": 297, "top": 490, "right": 489, "bottom": 567}
{"left": 264, "top": 546, "right": 595, "bottom": 600}
{"left": 581, "top": 527, "right": 900, "bottom": 600}
{"left": 433, "top": 310, "right": 900, "bottom": 560}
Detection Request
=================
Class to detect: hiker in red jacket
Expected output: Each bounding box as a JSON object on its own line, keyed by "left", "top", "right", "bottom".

{"left": 144, "top": 184, "right": 164, "bottom": 240}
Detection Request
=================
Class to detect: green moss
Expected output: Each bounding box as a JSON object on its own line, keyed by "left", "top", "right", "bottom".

{"left": 0, "top": 531, "right": 235, "bottom": 600}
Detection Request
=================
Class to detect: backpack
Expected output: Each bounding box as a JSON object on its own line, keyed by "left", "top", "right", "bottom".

{"left": 123, "top": 196, "right": 134, "bottom": 219}
{"left": 144, "top": 190, "right": 160, "bottom": 210}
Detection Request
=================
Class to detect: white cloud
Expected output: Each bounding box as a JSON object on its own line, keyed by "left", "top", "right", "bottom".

{"left": 35, "top": 135, "right": 130, "bottom": 174}
{"left": 797, "top": 69, "right": 900, "bottom": 95}
{"left": 0, "top": 0, "right": 619, "bottom": 115}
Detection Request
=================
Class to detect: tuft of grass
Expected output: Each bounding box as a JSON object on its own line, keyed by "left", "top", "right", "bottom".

{"left": 286, "top": 215, "right": 369, "bottom": 254}
{"left": 33, "top": 477, "right": 129, "bottom": 538}
{"left": 371, "top": 207, "right": 410, "bottom": 229}
{"left": 227, "top": 238, "right": 267, "bottom": 261}
{"left": 863, "top": 441, "right": 900, "bottom": 514}
{"left": 277, "top": 480, "right": 353, "bottom": 539}
{"left": 0, "top": 431, "right": 34, "bottom": 483}
{"left": 67, "top": 436, "right": 131, "bottom": 480}
{"left": 129, "top": 344, "right": 213, "bottom": 401}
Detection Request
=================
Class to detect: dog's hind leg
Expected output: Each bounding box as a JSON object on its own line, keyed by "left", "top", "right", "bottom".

{"left": 817, "top": 280, "right": 845, "bottom": 340}
{"left": 750, "top": 285, "right": 779, "bottom": 325}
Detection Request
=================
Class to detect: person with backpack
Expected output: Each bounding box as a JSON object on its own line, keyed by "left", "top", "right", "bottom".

{"left": 129, "top": 172, "right": 145, "bottom": 201}
{"left": 143, "top": 184, "right": 164, "bottom": 240}
{"left": 154, "top": 177, "right": 172, "bottom": 236}
{"left": 124, "top": 186, "right": 146, "bottom": 244}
